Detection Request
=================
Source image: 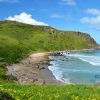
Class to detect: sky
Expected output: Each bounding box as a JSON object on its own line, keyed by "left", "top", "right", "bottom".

{"left": 0, "top": 0, "right": 100, "bottom": 44}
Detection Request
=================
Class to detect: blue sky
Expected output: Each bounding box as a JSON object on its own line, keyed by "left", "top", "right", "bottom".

{"left": 0, "top": 0, "right": 100, "bottom": 43}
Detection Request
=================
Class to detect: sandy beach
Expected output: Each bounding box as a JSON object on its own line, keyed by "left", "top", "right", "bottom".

{"left": 6, "top": 52, "right": 62, "bottom": 85}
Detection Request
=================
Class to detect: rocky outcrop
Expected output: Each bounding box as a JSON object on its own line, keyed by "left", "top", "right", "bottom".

{"left": 97, "top": 46, "right": 100, "bottom": 50}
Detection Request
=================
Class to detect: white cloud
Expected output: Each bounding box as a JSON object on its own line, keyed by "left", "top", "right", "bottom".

{"left": 86, "top": 9, "right": 100, "bottom": 16}
{"left": 65, "top": 16, "right": 72, "bottom": 21}
{"left": 80, "top": 9, "right": 100, "bottom": 30}
{"left": 60, "top": 0, "right": 76, "bottom": 6}
{"left": 50, "top": 14, "right": 64, "bottom": 18}
{"left": 50, "top": 13, "right": 72, "bottom": 21}
{"left": 5, "top": 12, "right": 48, "bottom": 26}
{"left": 80, "top": 16, "right": 100, "bottom": 30}
{"left": 0, "top": 0, "right": 19, "bottom": 3}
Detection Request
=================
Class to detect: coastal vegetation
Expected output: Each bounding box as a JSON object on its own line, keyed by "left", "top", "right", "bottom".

{"left": 0, "top": 84, "right": 100, "bottom": 100}
{"left": 0, "top": 20, "right": 99, "bottom": 99}
{"left": 0, "top": 20, "right": 98, "bottom": 64}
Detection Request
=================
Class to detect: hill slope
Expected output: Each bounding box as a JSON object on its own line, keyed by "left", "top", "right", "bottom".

{"left": 0, "top": 20, "right": 98, "bottom": 64}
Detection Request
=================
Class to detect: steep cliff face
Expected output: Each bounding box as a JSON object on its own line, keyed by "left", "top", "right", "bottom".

{"left": 66, "top": 31, "right": 98, "bottom": 49}
{"left": 43, "top": 26, "right": 98, "bottom": 49}
{"left": 98, "top": 45, "right": 100, "bottom": 50}
{"left": 0, "top": 20, "right": 98, "bottom": 63}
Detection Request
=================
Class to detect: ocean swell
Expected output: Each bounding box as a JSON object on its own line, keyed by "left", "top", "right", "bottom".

{"left": 64, "top": 53, "right": 100, "bottom": 66}
{"left": 48, "top": 58, "right": 70, "bottom": 84}
{"left": 48, "top": 51, "right": 100, "bottom": 85}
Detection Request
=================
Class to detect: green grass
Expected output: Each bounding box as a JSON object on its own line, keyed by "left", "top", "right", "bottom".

{"left": 0, "top": 63, "right": 7, "bottom": 83}
{"left": 0, "top": 84, "right": 100, "bottom": 100}
{"left": 0, "top": 20, "right": 98, "bottom": 64}
{"left": 0, "top": 63, "right": 13, "bottom": 84}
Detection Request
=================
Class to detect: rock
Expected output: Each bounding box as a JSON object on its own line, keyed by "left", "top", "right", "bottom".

{"left": 39, "top": 67, "right": 45, "bottom": 70}
{"left": 18, "top": 79, "right": 27, "bottom": 85}
{"left": 34, "top": 78, "right": 45, "bottom": 85}
{"left": 94, "top": 75, "right": 100, "bottom": 79}
{"left": 61, "top": 59, "right": 65, "bottom": 61}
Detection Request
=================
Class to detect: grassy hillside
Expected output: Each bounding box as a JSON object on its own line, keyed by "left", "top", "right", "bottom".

{"left": 0, "top": 20, "right": 98, "bottom": 64}
{"left": 0, "top": 20, "right": 98, "bottom": 82}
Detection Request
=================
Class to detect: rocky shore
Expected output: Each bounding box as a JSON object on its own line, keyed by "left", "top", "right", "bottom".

{"left": 5, "top": 49, "right": 99, "bottom": 85}
{"left": 6, "top": 52, "right": 62, "bottom": 85}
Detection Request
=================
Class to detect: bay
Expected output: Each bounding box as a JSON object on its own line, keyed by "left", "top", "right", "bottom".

{"left": 48, "top": 50, "right": 100, "bottom": 85}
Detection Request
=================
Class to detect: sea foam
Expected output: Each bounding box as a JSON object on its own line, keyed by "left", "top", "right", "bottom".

{"left": 48, "top": 58, "right": 70, "bottom": 84}
{"left": 64, "top": 53, "right": 100, "bottom": 66}
{"left": 48, "top": 51, "right": 100, "bottom": 85}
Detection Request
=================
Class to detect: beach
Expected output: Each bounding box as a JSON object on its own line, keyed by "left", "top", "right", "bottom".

{"left": 6, "top": 52, "right": 62, "bottom": 85}
{"left": 5, "top": 49, "right": 100, "bottom": 85}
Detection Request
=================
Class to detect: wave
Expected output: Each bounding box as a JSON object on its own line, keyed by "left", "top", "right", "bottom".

{"left": 64, "top": 53, "right": 100, "bottom": 66}
{"left": 65, "top": 68, "right": 100, "bottom": 73}
{"left": 48, "top": 51, "right": 100, "bottom": 85}
{"left": 48, "top": 61, "right": 70, "bottom": 84}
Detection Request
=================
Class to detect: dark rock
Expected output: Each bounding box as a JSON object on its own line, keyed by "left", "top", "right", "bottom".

{"left": 95, "top": 75, "right": 100, "bottom": 79}
{"left": 40, "top": 67, "right": 45, "bottom": 70}
{"left": 51, "top": 52, "right": 63, "bottom": 56}
{"left": 48, "top": 63, "right": 52, "bottom": 66}
{"left": 50, "top": 59, "right": 55, "bottom": 61}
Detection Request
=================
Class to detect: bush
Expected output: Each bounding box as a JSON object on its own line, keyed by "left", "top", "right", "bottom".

{"left": 8, "top": 75, "right": 18, "bottom": 81}
{"left": 0, "top": 90, "right": 13, "bottom": 100}
{"left": 0, "top": 74, "right": 7, "bottom": 80}
{"left": 44, "top": 46, "right": 49, "bottom": 51}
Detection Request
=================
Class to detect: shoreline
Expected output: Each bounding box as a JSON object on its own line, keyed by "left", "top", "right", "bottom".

{"left": 5, "top": 49, "right": 99, "bottom": 85}
{"left": 6, "top": 52, "right": 62, "bottom": 85}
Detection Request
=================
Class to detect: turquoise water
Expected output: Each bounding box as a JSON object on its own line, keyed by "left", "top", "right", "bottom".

{"left": 48, "top": 50, "right": 100, "bottom": 85}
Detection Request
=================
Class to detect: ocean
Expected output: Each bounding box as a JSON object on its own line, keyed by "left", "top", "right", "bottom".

{"left": 48, "top": 50, "right": 100, "bottom": 85}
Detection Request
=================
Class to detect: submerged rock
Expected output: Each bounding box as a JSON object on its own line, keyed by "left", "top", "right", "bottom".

{"left": 94, "top": 75, "right": 100, "bottom": 79}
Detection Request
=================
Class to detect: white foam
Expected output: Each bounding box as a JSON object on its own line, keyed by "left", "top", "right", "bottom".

{"left": 48, "top": 51, "right": 100, "bottom": 85}
{"left": 48, "top": 61, "right": 70, "bottom": 84}
{"left": 79, "top": 56, "right": 100, "bottom": 66}
{"left": 64, "top": 53, "right": 100, "bottom": 66}
{"left": 66, "top": 68, "right": 100, "bottom": 73}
